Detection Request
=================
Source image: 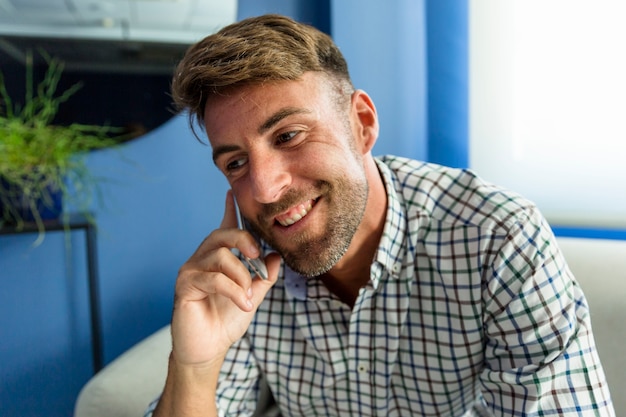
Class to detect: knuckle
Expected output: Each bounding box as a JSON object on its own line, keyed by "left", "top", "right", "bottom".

{"left": 215, "top": 245, "right": 233, "bottom": 258}
{"left": 214, "top": 247, "right": 235, "bottom": 270}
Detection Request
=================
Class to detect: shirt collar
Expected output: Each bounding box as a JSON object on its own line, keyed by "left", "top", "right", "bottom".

{"left": 370, "top": 158, "right": 408, "bottom": 288}
{"left": 283, "top": 158, "right": 409, "bottom": 300}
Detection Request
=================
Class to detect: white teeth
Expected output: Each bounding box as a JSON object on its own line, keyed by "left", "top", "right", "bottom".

{"left": 278, "top": 201, "right": 313, "bottom": 227}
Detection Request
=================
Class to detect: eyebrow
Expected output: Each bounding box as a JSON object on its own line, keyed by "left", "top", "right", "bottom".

{"left": 212, "top": 107, "right": 311, "bottom": 163}
{"left": 258, "top": 107, "right": 310, "bottom": 134}
{"left": 212, "top": 144, "right": 241, "bottom": 164}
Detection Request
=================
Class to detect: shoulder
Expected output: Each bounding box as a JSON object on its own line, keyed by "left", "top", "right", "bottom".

{"left": 376, "top": 155, "right": 539, "bottom": 236}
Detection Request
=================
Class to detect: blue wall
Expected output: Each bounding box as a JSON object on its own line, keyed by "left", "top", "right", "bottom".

{"left": 332, "top": 0, "right": 428, "bottom": 161}
{"left": 1, "top": 231, "right": 92, "bottom": 416}
{"left": 0, "top": 115, "right": 227, "bottom": 416}
{"left": 331, "top": 0, "right": 468, "bottom": 166}
{"left": 425, "top": 0, "right": 469, "bottom": 168}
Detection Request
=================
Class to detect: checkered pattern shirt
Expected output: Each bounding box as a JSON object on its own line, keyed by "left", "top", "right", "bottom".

{"left": 147, "top": 156, "right": 615, "bottom": 416}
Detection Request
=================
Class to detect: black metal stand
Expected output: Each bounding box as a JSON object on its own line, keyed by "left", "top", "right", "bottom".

{"left": 0, "top": 214, "right": 104, "bottom": 373}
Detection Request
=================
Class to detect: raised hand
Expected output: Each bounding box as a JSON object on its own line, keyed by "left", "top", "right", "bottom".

{"left": 169, "top": 190, "right": 280, "bottom": 368}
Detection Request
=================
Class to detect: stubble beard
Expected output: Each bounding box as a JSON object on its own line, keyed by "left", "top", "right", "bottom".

{"left": 251, "top": 176, "right": 369, "bottom": 278}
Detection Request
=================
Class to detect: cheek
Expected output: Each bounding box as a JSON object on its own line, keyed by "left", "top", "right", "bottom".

{"left": 298, "top": 143, "right": 359, "bottom": 177}
{"left": 286, "top": 127, "right": 366, "bottom": 180}
{"left": 312, "top": 152, "right": 365, "bottom": 188}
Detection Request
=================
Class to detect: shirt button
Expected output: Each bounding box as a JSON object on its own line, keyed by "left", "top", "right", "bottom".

{"left": 357, "top": 363, "right": 369, "bottom": 374}
{"left": 392, "top": 262, "right": 401, "bottom": 274}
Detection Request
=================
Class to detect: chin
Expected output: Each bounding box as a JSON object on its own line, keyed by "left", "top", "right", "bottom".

{"left": 280, "top": 235, "right": 349, "bottom": 278}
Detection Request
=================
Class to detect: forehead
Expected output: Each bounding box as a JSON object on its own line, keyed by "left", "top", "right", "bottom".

{"left": 202, "top": 73, "right": 335, "bottom": 139}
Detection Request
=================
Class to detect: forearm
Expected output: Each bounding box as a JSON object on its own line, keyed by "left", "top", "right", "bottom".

{"left": 152, "top": 353, "right": 224, "bottom": 417}
{"left": 151, "top": 194, "right": 280, "bottom": 416}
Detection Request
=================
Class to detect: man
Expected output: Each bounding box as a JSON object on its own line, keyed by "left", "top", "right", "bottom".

{"left": 149, "top": 14, "right": 614, "bottom": 417}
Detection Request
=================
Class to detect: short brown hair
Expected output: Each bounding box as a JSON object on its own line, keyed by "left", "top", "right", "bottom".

{"left": 171, "top": 14, "right": 354, "bottom": 128}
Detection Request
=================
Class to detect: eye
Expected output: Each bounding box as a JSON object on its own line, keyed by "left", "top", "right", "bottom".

{"left": 276, "top": 131, "right": 299, "bottom": 144}
{"left": 225, "top": 156, "right": 247, "bottom": 173}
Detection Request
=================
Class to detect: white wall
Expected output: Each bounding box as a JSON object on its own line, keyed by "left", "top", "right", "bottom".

{"left": 469, "top": 0, "right": 626, "bottom": 228}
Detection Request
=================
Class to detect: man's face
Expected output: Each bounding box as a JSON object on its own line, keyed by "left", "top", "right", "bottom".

{"left": 205, "top": 72, "right": 369, "bottom": 277}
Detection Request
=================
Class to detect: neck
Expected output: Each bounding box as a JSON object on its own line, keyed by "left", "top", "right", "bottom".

{"left": 323, "top": 157, "right": 387, "bottom": 307}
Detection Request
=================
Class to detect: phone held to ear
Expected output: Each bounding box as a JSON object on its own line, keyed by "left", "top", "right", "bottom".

{"left": 234, "top": 197, "right": 269, "bottom": 280}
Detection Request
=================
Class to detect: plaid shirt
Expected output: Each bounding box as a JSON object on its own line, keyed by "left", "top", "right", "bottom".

{"left": 148, "top": 156, "right": 615, "bottom": 416}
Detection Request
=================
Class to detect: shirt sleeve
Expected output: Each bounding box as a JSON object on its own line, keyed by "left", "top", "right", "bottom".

{"left": 480, "top": 208, "right": 615, "bottom": 416}
{"left": 143, "top": 397, "right": 159, "bottom": 417}
{"left": 215, "top": 334, "right": 262, "bottom": 416}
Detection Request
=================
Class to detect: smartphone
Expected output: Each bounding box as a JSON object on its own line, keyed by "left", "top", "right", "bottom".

{"left": 233, "top": 197, "right": 269, "bottom": 280}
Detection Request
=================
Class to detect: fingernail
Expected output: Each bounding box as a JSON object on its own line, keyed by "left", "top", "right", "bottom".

{"left": 247, "top": 287, "right": 253, "bottom": 298}
{"left": 248, "top": 245, "right": 259, "bottom": 257}
{"left": 246, "top": 299, "right": 253, "bottom": 309}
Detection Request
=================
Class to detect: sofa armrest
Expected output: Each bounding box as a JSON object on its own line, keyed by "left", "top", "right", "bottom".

{"left": 74, "top": 325, "right": 171, "bottom": 417}
{"left": 557, "top": 237, "right": 626, "bottom": 415}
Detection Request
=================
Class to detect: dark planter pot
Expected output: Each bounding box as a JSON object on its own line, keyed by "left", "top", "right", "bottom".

{"left": 0, "top": 177, "right": 63, "bottom": 224}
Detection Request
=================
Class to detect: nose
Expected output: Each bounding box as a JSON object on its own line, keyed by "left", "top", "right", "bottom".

{"left": 248, "top": 152, "right": 291, "bottom": 204}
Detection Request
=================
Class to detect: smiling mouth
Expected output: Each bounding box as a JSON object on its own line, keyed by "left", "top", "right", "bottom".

{"left": 275, "top": 199, "right": 315, "bottom": 227}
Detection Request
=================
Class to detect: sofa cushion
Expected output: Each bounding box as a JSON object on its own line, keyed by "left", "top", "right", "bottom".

{"left": 557, "top": 237, "right": 626, "bottom": 415}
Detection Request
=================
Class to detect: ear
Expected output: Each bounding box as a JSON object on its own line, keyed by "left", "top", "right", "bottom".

{"left": 350, "top": 90, "right": 379, "bottom": 154}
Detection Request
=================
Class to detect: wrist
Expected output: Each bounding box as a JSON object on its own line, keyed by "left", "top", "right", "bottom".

{"left": 152, "top": 352, "right": 222, "bottom": 416}
{"left": 169, "top": 351, "right": 225, "bottom": 381}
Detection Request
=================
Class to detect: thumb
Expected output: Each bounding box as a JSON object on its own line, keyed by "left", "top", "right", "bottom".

{"left": 264, "top": 252, "right": 282, "bottom": 283}
{"left": 220, "top": 190, "right": 238, "bottom": 229}
{"left": 249, "top": 252, "right": 281, "bottom": 304}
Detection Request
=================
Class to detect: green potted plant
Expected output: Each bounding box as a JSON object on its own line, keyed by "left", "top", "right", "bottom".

{"left": 0, "top": 51, "right": 124, "bottom": 237}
